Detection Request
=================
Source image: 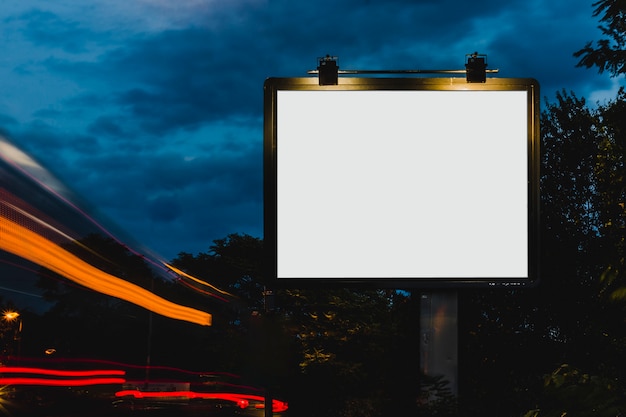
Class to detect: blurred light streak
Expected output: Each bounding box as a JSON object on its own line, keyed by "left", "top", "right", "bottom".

{"left": 0, "top": 367, "right": 125, "bottom": 377}
{"left": 0, "top": 216, "right": 212, "bottom": 326}
{"left": 0, "top": 136, "right": 183, "bottom": 278}
{"left": 1, "top": 135, "right": 232, "bottom": 313}
{"left": 0, "top": 377, "right": 125, "bottom": 386}
{"left": 4, "top": 200, "right": 77, "bottom": 243}
{"left": 2, "top": 198, "right": 109, "bottom": 264}
{"left": 0, "top": 138, "right": 68, "bottom": 198}
{"left": 164, "top": 263, "right": 234, "bottom": 301}
{"left": 114, "top": 390, "right": 288, "bottom": 412}
{"left": 3, "top": 357, "right": 242, "bottom": 381}
{"left": 0, "top": 366, "right": 126, "bottom": 386}
{"left": 0, "top": 138, "right": 117, "bottom": 248}
{"left": 175, "top": 274, "right": 231, "bottom": 303}
{"left": 0, "top": 285, "right": 42, "bottom": 299}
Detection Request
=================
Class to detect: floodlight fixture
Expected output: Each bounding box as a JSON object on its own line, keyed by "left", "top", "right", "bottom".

{"left": 465, "top": 52, "right": 487, "bottom": 83}
{"left": 317, "top": 55, "right": 339, "bottom": 86}
{"left": 308, "top": 52, "right": 498, "bottom": 81}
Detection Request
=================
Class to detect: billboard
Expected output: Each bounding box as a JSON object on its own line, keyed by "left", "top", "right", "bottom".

{"left": 264, "top": 77, "right": 539, "bottom": 287}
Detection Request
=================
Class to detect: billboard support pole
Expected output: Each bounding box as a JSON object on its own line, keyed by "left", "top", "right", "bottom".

{"left": 420, "top": 291, "right": 459, "bottom": 398}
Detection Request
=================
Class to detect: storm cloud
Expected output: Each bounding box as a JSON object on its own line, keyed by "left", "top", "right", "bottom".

{"left": 0, "top": 0, "right": 622, "bottom": 260}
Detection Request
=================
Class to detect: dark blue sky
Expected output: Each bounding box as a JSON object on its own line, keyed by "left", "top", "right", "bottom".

{"left": 0, "top": 0, "right": 623, "bottom": 262}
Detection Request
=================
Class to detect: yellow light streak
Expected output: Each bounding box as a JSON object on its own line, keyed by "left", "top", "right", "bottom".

{"left": 163, "top": 263, "right": 234, "bottom": 298}
{"left": 0, "top": 216, "right": 211, "bottom": 326}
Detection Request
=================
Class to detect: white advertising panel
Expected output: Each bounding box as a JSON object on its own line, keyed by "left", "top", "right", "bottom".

{"left": 264, "top": 77, "right": 539, "bottom": 287}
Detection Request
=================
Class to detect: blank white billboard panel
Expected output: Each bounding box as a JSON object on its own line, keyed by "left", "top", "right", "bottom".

{"left": 264, "top": 77, "right": 539, "bottom": 287}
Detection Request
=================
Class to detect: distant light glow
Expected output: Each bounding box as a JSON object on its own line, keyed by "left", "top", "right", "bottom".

{"left": 2, "top": 311, "right": 19, "bottom": 321}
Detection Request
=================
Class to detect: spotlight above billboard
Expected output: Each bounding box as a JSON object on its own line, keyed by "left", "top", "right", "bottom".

{"left": 264, "top": 76, "right": 539, "bottom": 288}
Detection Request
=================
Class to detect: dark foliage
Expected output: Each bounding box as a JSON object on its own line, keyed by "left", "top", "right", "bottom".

{"left": 574, "top": 0, "right": 626, "bottom": 76}
{"left": 460, "top": 89, "right": 626, "bottom": 416}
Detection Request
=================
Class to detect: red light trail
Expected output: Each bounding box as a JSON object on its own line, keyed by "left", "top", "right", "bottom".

{"left": 115, "top": 390, "right": 288, "bottom": 412}
{"left": 0, "top": 366, "right": 126, "bottom": 386}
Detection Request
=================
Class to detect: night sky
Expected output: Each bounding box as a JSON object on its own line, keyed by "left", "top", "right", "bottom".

{"left": 0, "top": 0, "right": 623, "bottom": 263}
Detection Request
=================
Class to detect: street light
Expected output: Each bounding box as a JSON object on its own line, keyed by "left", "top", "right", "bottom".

{"left": 2, "top": 310, "right": 22, "bottom": 357}
{"left": 3, "top": 311, "right": 19, "bottom": 322}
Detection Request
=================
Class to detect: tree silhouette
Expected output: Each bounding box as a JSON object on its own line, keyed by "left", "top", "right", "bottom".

{"left": 574, "top": 0, "right": 626, "bottom": 76}
{"left": 171, "top": 236, "right": 455, "bottom": 417}
{"left": 33, "top": 234, "right": 156, "bottom": 362}
{"left": 461, "top": 88, "right": 626, "bottom": 416}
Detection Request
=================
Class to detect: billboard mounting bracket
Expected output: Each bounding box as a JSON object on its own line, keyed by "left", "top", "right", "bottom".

{"left": 309, "top": 53, "right": 498, "bottom": 83}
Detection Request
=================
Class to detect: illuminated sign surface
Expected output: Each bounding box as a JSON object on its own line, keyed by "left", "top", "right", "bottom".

{"left": 264, "top": 77, "right": 539, "bottom": 287}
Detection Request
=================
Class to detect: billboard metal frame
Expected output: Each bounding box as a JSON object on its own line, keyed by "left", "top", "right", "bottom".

{"left": 264, "top": 76, "right": 540, "bottom": 288}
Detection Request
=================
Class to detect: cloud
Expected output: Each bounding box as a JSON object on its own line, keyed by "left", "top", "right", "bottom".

{"left": 1, "top": 0, "right": 623, "bottom": 262}
{"left": 22, "top": 0, "right": 605, "bottom": 142}
{"left": 0, "top": 114, "right": 19, "bottom": 129}
{"left": 147, "top": 195, "right": 182, "bottom": 222}
{"left": 8, "top": 10, "right": 94, "bottom": 53}
{"left": 39, "top": 29, "right": 265, "bottom": 137}
{"left": 10, "top": 118, "right": 263, "bottom": 258}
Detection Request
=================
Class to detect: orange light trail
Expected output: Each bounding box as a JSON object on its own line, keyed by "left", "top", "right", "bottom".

{"left": 1, "top": 136, "right": 231, "bottom": 321}
{"left": 0, "top": 216, "right": 212, "bottom": 326}
{"left": 164, "top": 263, "right": 234, "bottom": 301}
{"left": 176, "top": 274, "right": 231, "bottom": 302}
